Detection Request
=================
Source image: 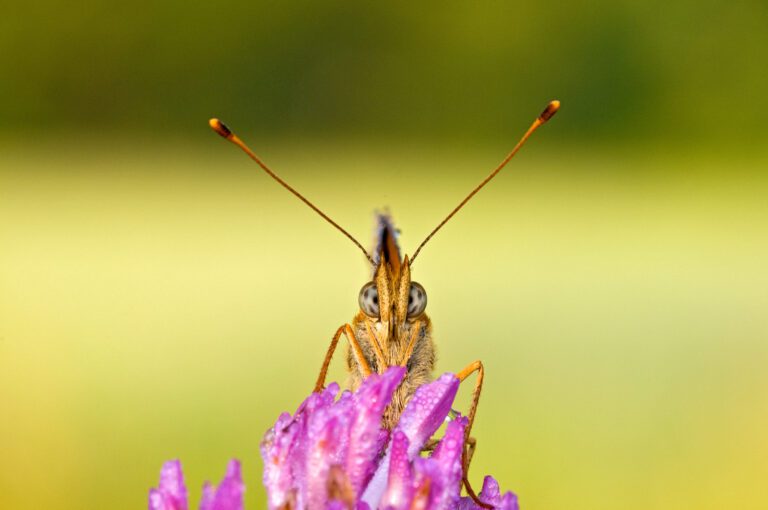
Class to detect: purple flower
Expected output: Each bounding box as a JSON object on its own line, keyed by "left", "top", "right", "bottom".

{"left": 149, "top": 366, "right": 519, "bottom": 509}
{"left": 149, "top": 459, "right": 244, "bottom": 510}
{"left": 457, "top": 477, "right": 519, "bottom": 510}
{"left": 260, "top": 366, "right": 519, "bottom": 509}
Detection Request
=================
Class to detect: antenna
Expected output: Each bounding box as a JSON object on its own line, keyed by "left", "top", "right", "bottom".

{"left": 209, "top": 118, "right": 375, "bottom": 265}
{"left": 410, "top": 100, "right": 561, "bottom": 263}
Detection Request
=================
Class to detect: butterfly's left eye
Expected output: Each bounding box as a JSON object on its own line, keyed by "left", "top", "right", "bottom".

{"left": 407, "top": 282, "right": 427, "bottom": 318}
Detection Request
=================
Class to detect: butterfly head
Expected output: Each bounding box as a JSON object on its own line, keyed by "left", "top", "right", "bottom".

{"left": 358, "top": 214, "right": 428, "bottom": 340}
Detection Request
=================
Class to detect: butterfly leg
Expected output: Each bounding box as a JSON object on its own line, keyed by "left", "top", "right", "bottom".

{"left": 314, "top": 324, "right": 373, "bottom": 392}
{"left": 465, "top": 436, "right": 477, "bottom": 469}
{"left": 456, "top": 360, "right": 492, "bottom": 509}
{"left": 421, "top": 438, "right": 440, "bottom": 452}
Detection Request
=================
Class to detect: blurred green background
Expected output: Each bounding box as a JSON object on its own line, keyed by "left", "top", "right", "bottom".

{"left": 1, "top": 2, "right": 767, "bottom": 510}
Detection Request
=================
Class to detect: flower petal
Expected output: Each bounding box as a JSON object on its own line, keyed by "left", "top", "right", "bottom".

{"left": 292, "top": 384, "right": 345, "bottom": 509}
{"left": 261, "top": 384, "right": 340, "bottom": 509}
{"left": 428, "top": 416, "right": 467, "bottom": 509}
{"left": 346, "top": 367, "right": 406, "bottom": 493}
{"left": 149, "top": 460, "right": 188, "bottom": 510}
{"left": 261, "top": 412, "right": 300, "bottom": 509}
{"left": 379, "top": 430, "right": 413, "bottom": 510}
{"left": 199, "top": 460, "right": 244, "bottom": 510}
{"left": 396, "top": 373, "right": 461, "bottom": 458}
{"left": 305, "top": 411, "right": 350, "bottom": 508}
{"left": 457, "top": 476, "right": 519, "bottom": 510}
{"left": 198, "top": 483, "right": 215, "bottom": 510}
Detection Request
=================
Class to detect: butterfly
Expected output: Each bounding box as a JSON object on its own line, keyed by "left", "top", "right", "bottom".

{"left": 209, "top": 100, "right": 559, "bottom": 506}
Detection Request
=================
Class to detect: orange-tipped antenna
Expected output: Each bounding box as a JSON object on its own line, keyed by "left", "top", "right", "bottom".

{"left": 410, "top": 100, "right": 560, "bottom": 263}
{"left": 209, "top": 118, "right": 375, "bottom": 264}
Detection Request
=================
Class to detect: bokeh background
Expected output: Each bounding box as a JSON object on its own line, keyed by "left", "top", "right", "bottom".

{"left": 1, "top": 2, "right": 767, "bottom": 509}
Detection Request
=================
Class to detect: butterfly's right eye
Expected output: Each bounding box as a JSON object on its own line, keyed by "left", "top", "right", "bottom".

{"left": 358, "top": 282, "right": 380, "bottom": 318}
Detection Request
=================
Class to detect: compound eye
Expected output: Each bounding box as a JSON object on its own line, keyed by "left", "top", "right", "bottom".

{"left": 358, "top": 282, "right": 380, "bottom": 318}
{"left": 407, "top": 282, "right": 427, "bottom": 318}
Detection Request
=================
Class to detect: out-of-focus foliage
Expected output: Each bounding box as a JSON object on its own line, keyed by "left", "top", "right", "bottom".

{"left": 1, "top": 1, "right": 766, "bottom": 143}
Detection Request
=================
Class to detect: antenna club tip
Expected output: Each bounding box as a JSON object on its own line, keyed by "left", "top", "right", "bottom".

{"left": 539, "top": 100, "right": 560, "bottom": 122}
{"left": 209, "top": 118, "right": 232, "bottom": 138}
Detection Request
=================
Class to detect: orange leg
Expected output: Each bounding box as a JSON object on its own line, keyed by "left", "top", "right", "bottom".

{"left": 398, "top": 319, "right": 422, "bottom": 367}
{"left": 313, "top": 324, "right": 373, "bottom": 392}
{"left": 456, "top": 360, "right": 491, "bottom": 509}
{"left": 464, "top": 436, "right": 477, "bottom": 471}
{"left": 422, "top": 437, "right": 440, "bottom": 452}
{"left": 363, "top": 320, "right": 388, "bottom": 373}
